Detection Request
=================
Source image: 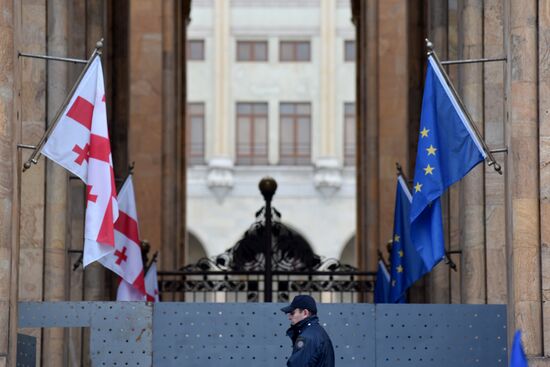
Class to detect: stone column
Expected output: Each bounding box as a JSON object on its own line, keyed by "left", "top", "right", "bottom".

{"left": 484, "top": 0, "right": 507, "bottom": 305}
{"left": 213, "top": 0, "right": 230, "bottom": 159}
{"left": 506, "top": 0, "right": 541, "bottom": 355}
{"left": 178, "top": 1, "right": 192, "bottom": 268}
{"left": 458, "top": 0, "right": 486, "bottom": 304}
{"left": 377, "top": 0, "right": 409, "bottom": 251}
{"left": 540, "top": 0, "right": 550, "bottom": 355}
{"left": 43, "top": 0, "right": 70, "bottom": 365}
{"left": 18, "top": 0, "right": 47, "bottom": 364}
{"left": 0, "top": 1, "right": 19, "bottom": 365}
{"left": 129, "top": 0, "right": 163, "bottom": 252}
{"left": 320, "top": 0, "right": 336, "bottom": 158}
{"left": 208, "top": 0, "right": 234, "bottom": 202}
{"left": 425, "top": 0, "right": 451, "bottom": 304}
{"left": 161, "top": 0, "right": 179, "bottom": 273}
{"left": 315, "top": 0, "right": 341, "bottom": 195}
{"left": 352, "top": 0, "right": 378, "bottom": 274}
{"left": 83, "top": 0, "right": 109, "bottom": 303}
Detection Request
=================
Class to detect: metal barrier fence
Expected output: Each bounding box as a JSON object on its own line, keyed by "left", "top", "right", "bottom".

{"left": 18, "top": 302, "right": 508, "bottom": 367}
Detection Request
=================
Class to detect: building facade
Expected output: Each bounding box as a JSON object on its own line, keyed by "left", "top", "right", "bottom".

{"left": 0, "top": 0, "right": 549, "bottom": 366}
{"left": 186, "top": 0, "right": 357, "bottom": 263}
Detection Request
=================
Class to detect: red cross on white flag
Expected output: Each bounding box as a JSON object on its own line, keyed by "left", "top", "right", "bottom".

{"left": 117, "top": 260, "right": 159, "bottom": 302}
{"left": 41, "top": 56, "right": 118, "bottom": 267}
{"left": 100, "top": 176, "right": 146, "bottom": 298}
{"left": 144, "top": 262, "right": 160, "bottom": 302}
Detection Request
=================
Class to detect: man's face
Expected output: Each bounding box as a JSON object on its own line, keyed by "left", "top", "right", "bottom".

{"left": 288, "top": 308, "right": 309, "bottom": 325}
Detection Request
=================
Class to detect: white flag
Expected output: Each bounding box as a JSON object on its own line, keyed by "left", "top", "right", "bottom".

{"left": 144, "top": 262, "right": 160, "bottom": 302}
{"left": 100, "top": 176, "right": 146, "bottom": 298}
{"left": 117, "top": 279, "right": 146, "bottom": 301}
{"left": 41, "top": 57, "right": 118, "bottom": 266}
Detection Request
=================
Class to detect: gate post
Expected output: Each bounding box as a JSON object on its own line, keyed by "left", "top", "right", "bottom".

{"left": 259, "top": 177, "right": 277, "bottom": 302}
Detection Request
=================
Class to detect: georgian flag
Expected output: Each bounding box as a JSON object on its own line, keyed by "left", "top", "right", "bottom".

{"left": 117, "top": 261, "right": 159, "bottom": 302}
{"left": 41, "top": 56, "right": 118, "bottom": 266}
{"left": 100, "top": 176, "right": 146, "bottom": 298}
{"left": 144, "top": 262, "right": 160, "bottom": 302}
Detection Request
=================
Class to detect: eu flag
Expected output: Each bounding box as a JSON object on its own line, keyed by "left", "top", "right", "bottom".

{"left": 389, "top": 175, "right": 429, "bottom": 303}
{"left": 374, "top": 260, "right": 390, "bottom": 303}
{"left": 510, "top": 330, "right": 528, "bottom": 367}
{"left": 410, "top": 55, "right": 487, "bottom": 270}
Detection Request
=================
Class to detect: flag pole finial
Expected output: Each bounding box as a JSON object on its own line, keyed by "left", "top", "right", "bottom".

{"left": 425, "top": 39, "right": 434, "bottom": 55}
{"left": 96, "top": 39, "right": 104, "bottom": 55}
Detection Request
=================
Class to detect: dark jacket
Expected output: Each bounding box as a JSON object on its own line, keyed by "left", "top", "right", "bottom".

{"left": 286, "top": 315, "right": 335, "bottom": 367}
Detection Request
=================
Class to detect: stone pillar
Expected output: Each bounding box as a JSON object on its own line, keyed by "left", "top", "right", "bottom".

{"left": 484, "top": 0, "right": 507, "bottom": 305}
{"left": 458, "top": 0, "right": 486, "bottom": 304}
{"left": 320, "top": 0, "right": 336, "bottom": 158}
{"left": 506, "top": 0, "right": 541, "bottom": 355}
{"left": 213, "top": 0, "right": 230, "bottom": 159}
{"left": 161, "top": 0, "right": 179, "bottom": 272}
{"left": 377, "top": 0, "right": 409, "bottom": 250}
{"left": 0, "top": 1, "right": 19, "bottom": 365}
{"left": 19, "top": 0, "right": 47, "bottom": 364}
{"left": 538, "top": 0, "right": 550, "bottom": 355}
{"left": 208, "top": 0, "right": 233, "bottom": 205}
{"left": 129, "top": 0, "right": 163, "bottom": 252}
{"left": 426, "top": 0, "right": 451, "bottom": 304}
{"left": 84, "top": 0, "right": 108, "bottom": 303}
{"left": 352, "top": 0, "right": 378, "bottom": 274}
{"left": 178, "top": 1, "right": 192, "bottom": 268}
{"left": 43, "top": 0, "right": 70, "bottom": 365}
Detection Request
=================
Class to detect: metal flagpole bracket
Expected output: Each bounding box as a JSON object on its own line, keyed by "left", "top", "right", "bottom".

{"left": 443, "top": 254, "right": 458, "bottom": 272}
{"left": 18, "top": 52, "right": 88, "bottom": 64}
{"left": 425, "top": 39, "right": 503, "bottom": 176}
{"left": 17, "top": 144, "right": 37, "bottom": 150}
{"left": 22, "top": 39, "right": 104, "bottom": 172}
{"left": 440, "top": 57, "right": 506, "bottom": 66}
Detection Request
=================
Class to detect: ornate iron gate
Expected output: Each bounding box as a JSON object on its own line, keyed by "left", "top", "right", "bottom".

{"left": 159, "top": 177, "right": 375, "bottom": 302}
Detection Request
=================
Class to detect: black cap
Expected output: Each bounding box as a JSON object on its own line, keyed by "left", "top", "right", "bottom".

{"left": 281, "top": 295, "right": 317, "bottom": 314}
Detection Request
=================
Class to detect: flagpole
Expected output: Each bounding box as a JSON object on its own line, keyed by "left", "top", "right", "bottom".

{"left": 425, "top": 39, "right": 502, "bottom": 175}
{"left": 22, "top": 39, "right": 104, "bottom": 171}
{"left": 395, "top": 162, "right": 412, "bottom": 190}
{"left": 145, "top": 251, "right": 159, "bottom": 274}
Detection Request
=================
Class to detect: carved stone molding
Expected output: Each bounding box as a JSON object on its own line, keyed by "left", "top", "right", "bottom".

{"left": 313, "top": 157, "right": 342, "bottom": 197}
{"left": 206, "top": 157, "right": 234, "bottom": 201}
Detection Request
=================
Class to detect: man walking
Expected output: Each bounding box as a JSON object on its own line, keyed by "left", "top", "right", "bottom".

{"left": 281, "top": 295, "right": 335, "bottom": 367}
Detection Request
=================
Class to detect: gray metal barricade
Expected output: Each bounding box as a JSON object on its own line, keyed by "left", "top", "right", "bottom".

{"left": 18, "top": 302, "right": 507, "bottom": 366}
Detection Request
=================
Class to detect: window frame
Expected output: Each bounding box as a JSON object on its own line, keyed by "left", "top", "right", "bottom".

{"left": 343, "top": 102, "right": 356, "bottom": 166}
{"left": 235, "top": 102, "right": 269, "bottom": 165}
{"left": 187, "top": 102, "right": 206, "bottom": 166}
{"left": 236, "top": 40, "right": 269, "bottom": 62}
{"left": 344, "top": 40, "right": 355, "bottom": 62}
{"left": 279, "top": 40, "right": 311, "bottom": 62}
{"left": 188, "top": 39, "right": 205, "bottom": 61}
{"left": 279, "top": 102, "right": 312, "bottom": 165}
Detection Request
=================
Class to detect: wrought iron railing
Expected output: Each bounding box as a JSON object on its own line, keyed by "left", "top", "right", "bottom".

{"left": 160, "top": 177, "right": 375, "bottom": 303}
{"left": 158, "top": 270, "right": 375, "bottom": 303}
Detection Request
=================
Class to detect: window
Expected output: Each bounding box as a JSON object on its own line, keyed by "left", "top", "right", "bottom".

{"left": 280, "top": 41, "right": 311, "bottom": 62}
{"left": 279, "top": 103, "right": 311, "bottom": 165}
{"left": 236, "top": 103, "right": 269, "bottom": 165}
{"left": 187, "top": 103, "right": 205, "bottom": 165}
{"left": 344, "top": 40, "right": 355, "bottom": 62}
{"left": 188, "top": 40, "right": 205, "bottom": 61}
{"left": 236, "top": 41, "right": 268, "bottom": 61}
{"left": 344, "top": 103, "right": 356, "bottom": 166}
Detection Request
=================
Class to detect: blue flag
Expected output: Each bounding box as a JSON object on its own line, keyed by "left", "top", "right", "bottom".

{"left": 510, "top": 330, "right": 528, "bottom": 367}
{"left": 389, "top": 175, "right": 429, "bottom": 303}
{"left": 410, "top": 55, "right": 487, "bottom": 270}
{"left": 374, "top": 260, "right": 390, "bottom": 303}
